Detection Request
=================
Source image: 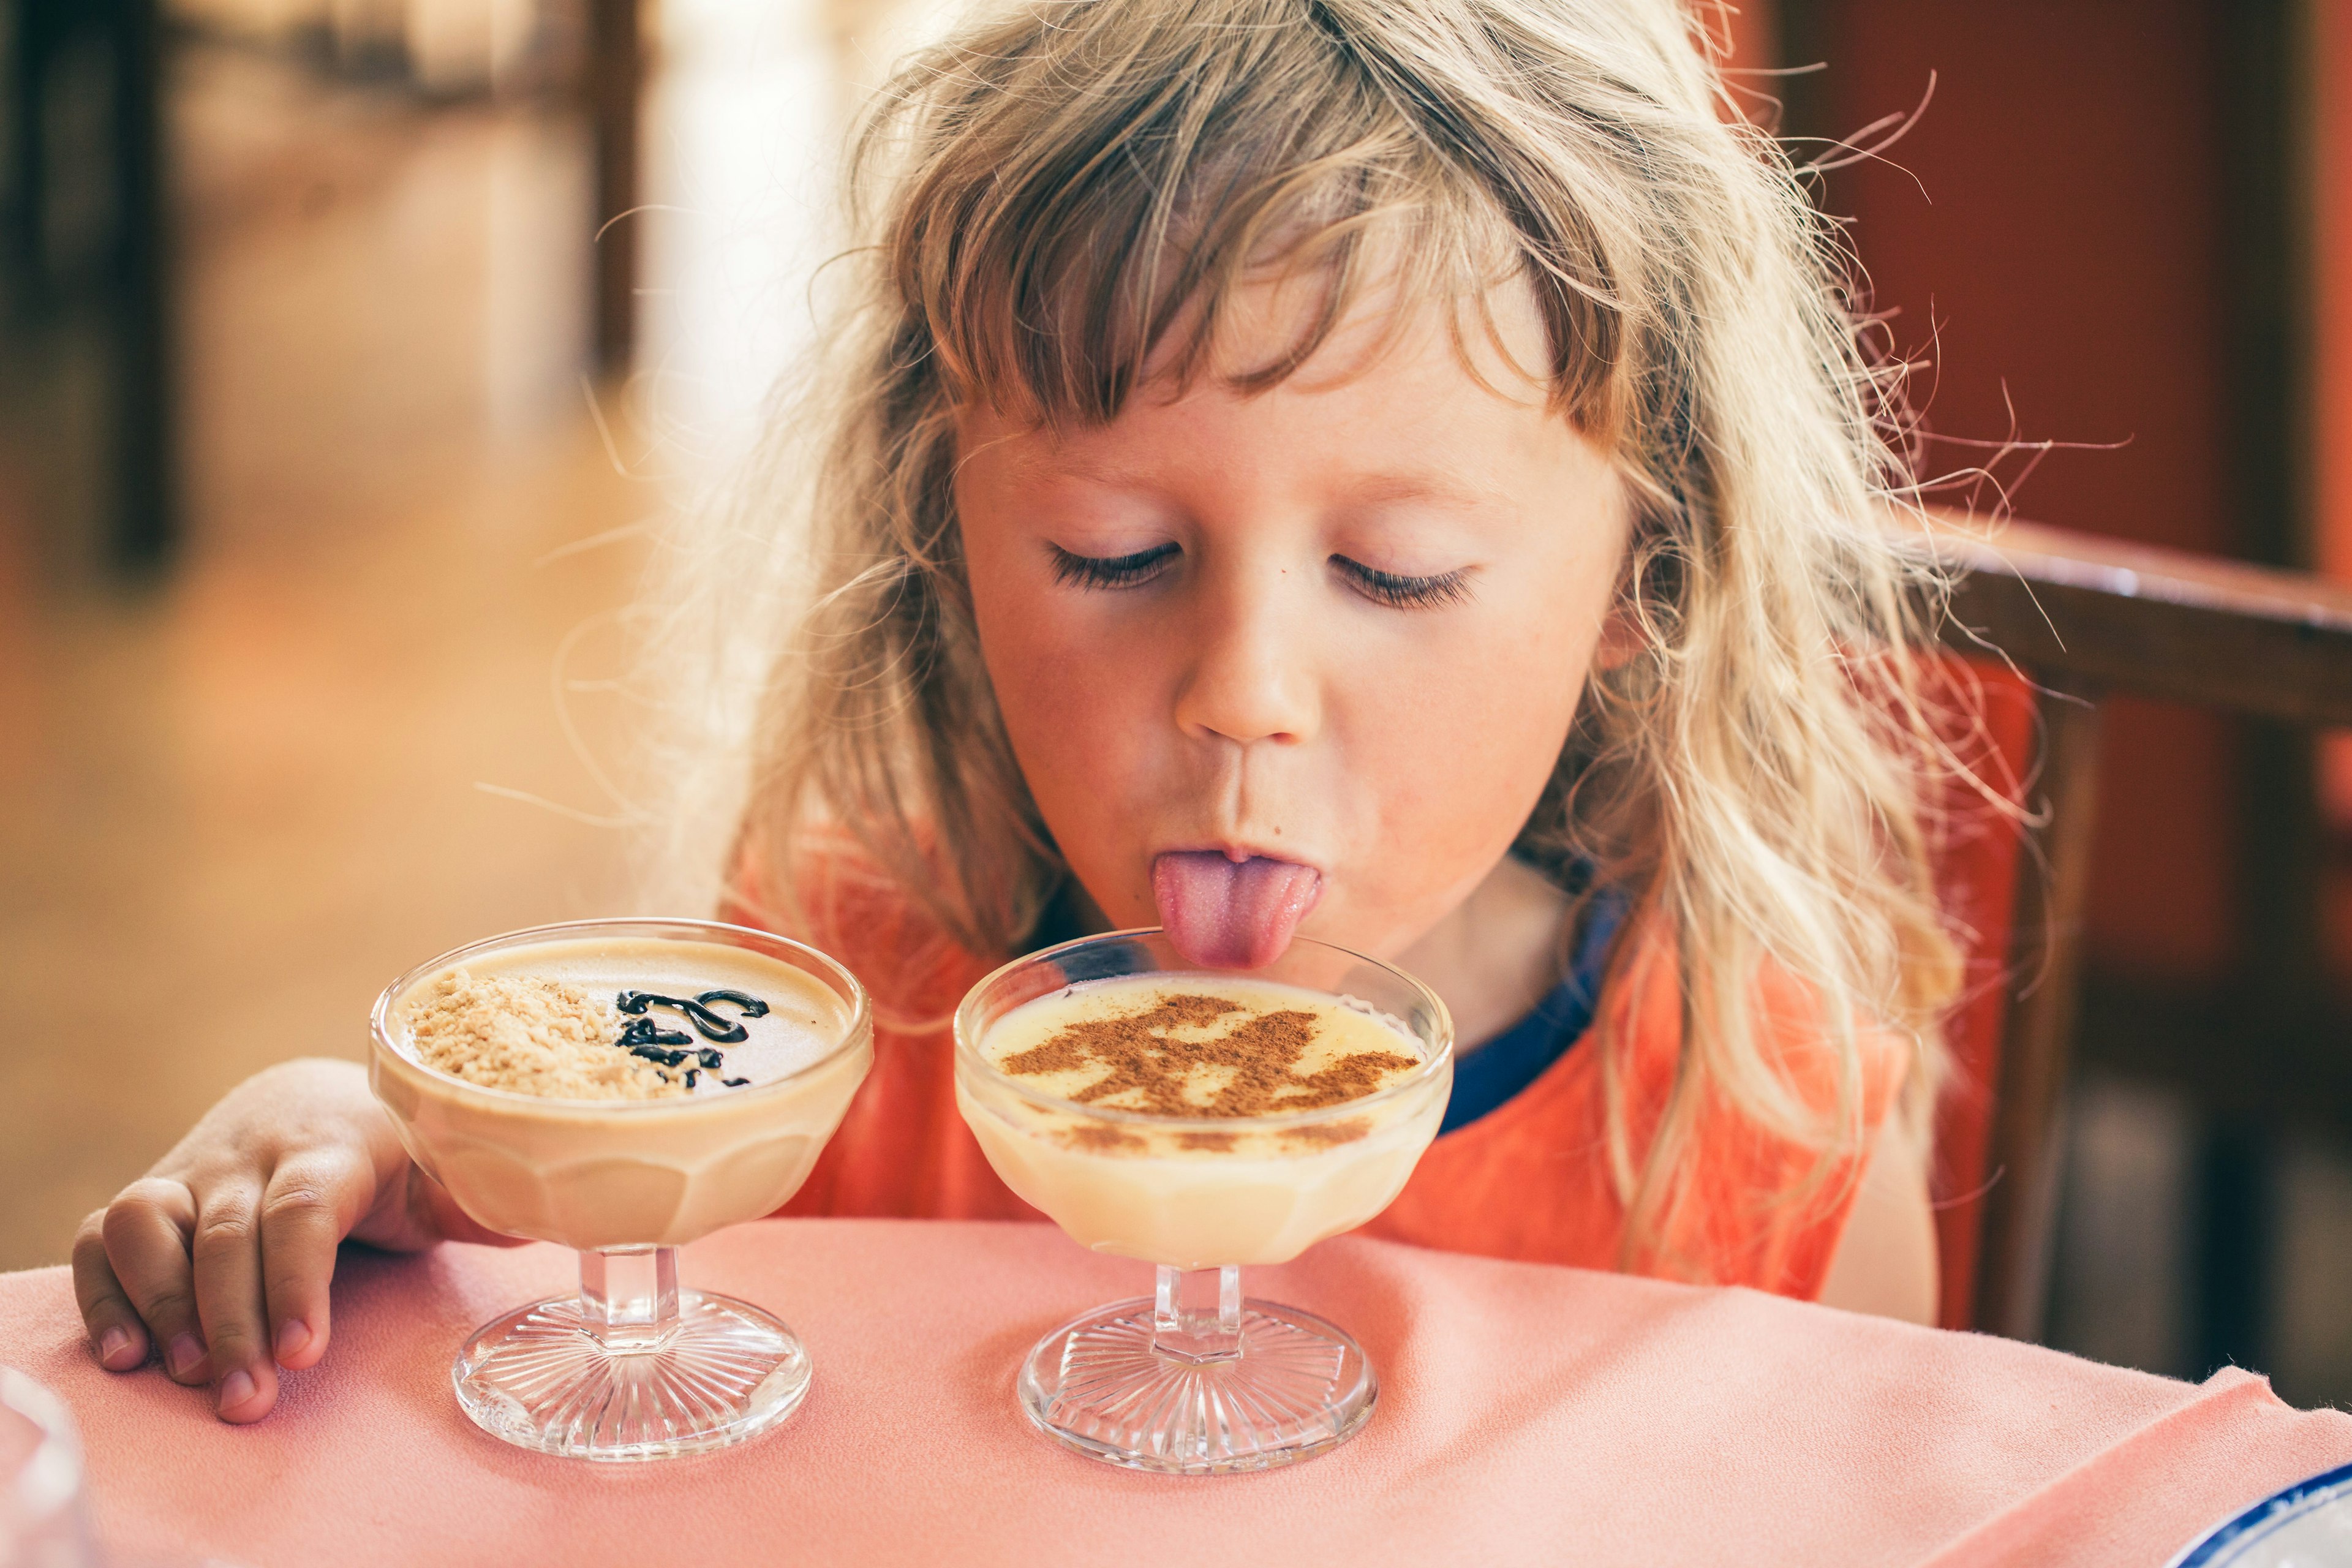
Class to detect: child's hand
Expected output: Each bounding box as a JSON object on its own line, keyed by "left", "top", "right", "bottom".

{"left": 70, "top": 1058, "right": 517, "bottom": 1422}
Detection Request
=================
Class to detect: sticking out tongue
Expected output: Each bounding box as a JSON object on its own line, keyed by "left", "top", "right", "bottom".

{"left": 1152, "top": 851, "right": 1323, "bottom": 970}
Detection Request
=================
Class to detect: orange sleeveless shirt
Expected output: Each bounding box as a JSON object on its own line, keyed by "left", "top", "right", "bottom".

{"left": 735, "top": 847, "right": 1906, "bottom": 1300}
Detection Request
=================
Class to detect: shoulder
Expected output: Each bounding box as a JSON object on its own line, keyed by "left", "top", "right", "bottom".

{"left": 1602, "top": 918, "right": 1913, "bottom": 1294}
{"left": 1607, "top": 920, "right": 1912, "bottom": 1129}
{"left": 722, "top": 826, "right": 995, "bottom": 1033}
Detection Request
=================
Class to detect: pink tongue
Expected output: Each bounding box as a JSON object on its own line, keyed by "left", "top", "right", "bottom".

{"left": 1152, "top": 851, "right": 1323, "bottom": 970}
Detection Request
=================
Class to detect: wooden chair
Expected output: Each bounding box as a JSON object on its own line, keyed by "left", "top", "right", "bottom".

{"left": 1918, "top": 516, "right": 2352, "bottom": 1338}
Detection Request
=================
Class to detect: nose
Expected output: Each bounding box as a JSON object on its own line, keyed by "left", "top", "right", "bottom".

{"left": 1170, "top": 557, "right": 1320, "bottom": 746}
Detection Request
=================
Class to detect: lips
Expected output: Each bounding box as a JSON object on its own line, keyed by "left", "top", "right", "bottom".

{"left": 1150, "top": 850, "right": 1324, "bottom": 970}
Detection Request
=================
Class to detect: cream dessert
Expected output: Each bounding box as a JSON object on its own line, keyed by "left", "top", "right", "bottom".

{"left": 401, "top": 942, "right": 845, "bottom": 1099}
{"left": 372, "top": 933, "right": 871, "bottom": 1251}
{"left": 957, "top": 974, "right": 1450, "bottom": 1269}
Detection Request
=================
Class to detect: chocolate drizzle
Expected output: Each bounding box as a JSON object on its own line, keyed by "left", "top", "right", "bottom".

{"left": 617, "top": 1016, "right": 692, "bottom": 1050}
{"left": 616, "top": 989, "right": 770, "bottom": 1044}
{"left": 610, "top": 988, "right": 772, "bottom": 1090}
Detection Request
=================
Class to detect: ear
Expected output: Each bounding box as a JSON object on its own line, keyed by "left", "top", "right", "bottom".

{"left": 1591, "top": 601, "right": 1645, "bottom": 672}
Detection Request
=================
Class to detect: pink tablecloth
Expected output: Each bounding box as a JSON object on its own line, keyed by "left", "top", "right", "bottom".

{"left": 3, "top": 1218, "right": 2347, "bottom": 1567}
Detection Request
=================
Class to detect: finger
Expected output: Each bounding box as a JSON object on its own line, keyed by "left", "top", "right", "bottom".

{"left": 71, "top": 1211, "right": 150, "bottom": 1371}
{"left": 190, "top": 1183, "right": 279, "bottom": 1422}
{"left": 258, "top": 1150, "right": 367, "bottom": 1371}
{"left": 102, "top": 1179, "right": 205, "bottom": 1384}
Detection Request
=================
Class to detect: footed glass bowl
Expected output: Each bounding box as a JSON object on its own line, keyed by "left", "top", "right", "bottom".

{"left": 955, "top": 929, "right": 1452, "bottom": 1475}
{"left": 371, "top": 918, "right": 872, "bottom": 1461}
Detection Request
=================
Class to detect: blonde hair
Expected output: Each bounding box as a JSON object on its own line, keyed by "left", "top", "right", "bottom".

{"left": 644, "top": 0, "right": 1966, "bottom": 1277}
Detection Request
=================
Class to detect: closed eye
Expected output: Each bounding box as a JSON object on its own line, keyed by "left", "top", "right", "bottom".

{"left": 1332, "top": 556, "right": 1475, "bottom": 609}
{"left": 1047, "top": 541, "right": 1180, "bottom": 590}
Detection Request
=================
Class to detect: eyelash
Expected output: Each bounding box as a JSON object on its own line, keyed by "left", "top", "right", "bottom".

{"left": 1048, "top": 543, "right": 1178, "bottom": 589}
{"left": 1046, "top": 543, "right": 1472, "bottom": 610}
{"left": 1336, "top": 559, "right": 1475, "bottom": 610}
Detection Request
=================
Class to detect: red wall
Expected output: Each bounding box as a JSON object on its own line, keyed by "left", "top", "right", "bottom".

{"left": 1794, "top": 1, "right": 2242, "bottom": 984}
{"left": 2325, "top": 0, "right": 2352, "bottom": 606}
{"left": 2316, "top": 1, "right": 2352, "bottom": 977}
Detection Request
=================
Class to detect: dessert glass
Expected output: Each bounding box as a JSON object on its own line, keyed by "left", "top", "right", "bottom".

{"left": 954, "top": 929, "right": 1453, "bottom": 1475}
{"left": 369, "top": 918, "right": 872, "bottom": 1461}
{"left": 2, "top": 1369, "right": 89, "bottom": 1568}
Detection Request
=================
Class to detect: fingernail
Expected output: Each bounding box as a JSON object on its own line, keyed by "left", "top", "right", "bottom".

{"left": 275, "top": 1318, "right": 310, "bottom": 1362}
{"left": 217, "top": 1368, "right": 256, "bottom": 1415}
{"left": 98, "top": 1327, "right": 135, "bottom": 1368}
{"left": 167, "top": 1333, "right": 205, "bottom": 1379}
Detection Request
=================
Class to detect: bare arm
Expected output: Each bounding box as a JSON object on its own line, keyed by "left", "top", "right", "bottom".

{"left": 1815, "top": 1107, "right": 1941, "bottom": 1325}
{"left": 70, "top": 1058, "right": 516, "bottom": 1423}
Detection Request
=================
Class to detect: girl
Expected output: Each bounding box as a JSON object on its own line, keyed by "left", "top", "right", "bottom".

{"left": 74, "top": 0, "right": 1962, "bottom": 1425}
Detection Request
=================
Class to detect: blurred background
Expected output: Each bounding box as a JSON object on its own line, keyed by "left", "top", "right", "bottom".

{"left": 0, "top": 0, "right": 918, "bottom": 1292}
{"left": 3, "top": 0, "right": 2349, "bottom": 1406}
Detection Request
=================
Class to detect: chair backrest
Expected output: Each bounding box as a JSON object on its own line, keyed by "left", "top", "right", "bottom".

{"left": 1918, "top": 516, "right": 2352, "bottom": 1338}
{"left": 1922, "top": 654, "right": 2040, "bottom": 1332}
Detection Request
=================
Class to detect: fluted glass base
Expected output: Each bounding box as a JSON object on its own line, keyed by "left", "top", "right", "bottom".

{"left": 451, "top": 1248, "right": 810, "bottom": 1461}
{"left": 1017, "top": 1287, "right": 1376, "bottom": 1476}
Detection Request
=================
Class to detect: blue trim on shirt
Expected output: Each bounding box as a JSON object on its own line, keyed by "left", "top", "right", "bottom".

{"left": 1438, "top": 887, "right": 1629, "bottom": 1134}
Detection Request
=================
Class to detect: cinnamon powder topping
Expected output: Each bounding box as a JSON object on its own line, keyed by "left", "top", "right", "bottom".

{"left": 996, "top": 992, "right": 1417, "bottom": 1118}
{"left": 1064, "top": 1124, "right": 1145, "bottom": 1153}
{"left": 1283, "top": 1118, "right": 1371, "bottom": 1148}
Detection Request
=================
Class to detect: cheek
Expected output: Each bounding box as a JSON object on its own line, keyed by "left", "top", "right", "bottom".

{"left": 1333, "top": 571, "right": 1601, "bottom": 908}
{"left": 957, "top": 463, "right": 1165, "bottom": 908}
{"left": 1365, "top": 625, "right": 1587, "bottom": 846}
{"left": 967, "top": 545, "right": 1072, "bottom": 755}
{"left": 963, "top": 539, "right": 1159, "bottom": 846}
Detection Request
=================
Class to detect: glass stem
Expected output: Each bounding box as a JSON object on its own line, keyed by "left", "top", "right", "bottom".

{"left": 578, "top": 1246, "right": 680, "bottom": 1352}
{"left": 1151, "top": 1264, "right": 1242, "bottom": 1363}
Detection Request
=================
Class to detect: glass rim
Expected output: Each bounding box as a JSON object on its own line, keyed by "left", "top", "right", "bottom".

{"left": 370, "top": 916, "right": 873, "bottom": 1115}
{"left": 953, "top": 925, "right": 1455, "bottom": 1133}
{"left": 1, "top": 1368, "right": 83, "bottom": 1522}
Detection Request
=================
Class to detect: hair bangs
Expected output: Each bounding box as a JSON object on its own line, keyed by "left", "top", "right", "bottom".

{"left": 877, "top": 1, "right": 1629, "bottom": 432}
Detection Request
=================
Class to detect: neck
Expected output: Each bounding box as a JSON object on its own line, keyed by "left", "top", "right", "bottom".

{"left": 1034, "top": 876, "right": 1113, "bottom": 950}
{"left": 1395, "top": 856, "right": 1575, "bottom": 1053}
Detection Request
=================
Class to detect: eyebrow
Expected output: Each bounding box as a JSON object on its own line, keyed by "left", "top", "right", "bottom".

{"left": 1017, "top": 452, "right": 1515, "bottom": 514}
{"left": 1330, "top": 470, "right": 1516, "bottom": 513}
{"left": 1016, "top": 452, "right": 1160, "bottom": 491}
